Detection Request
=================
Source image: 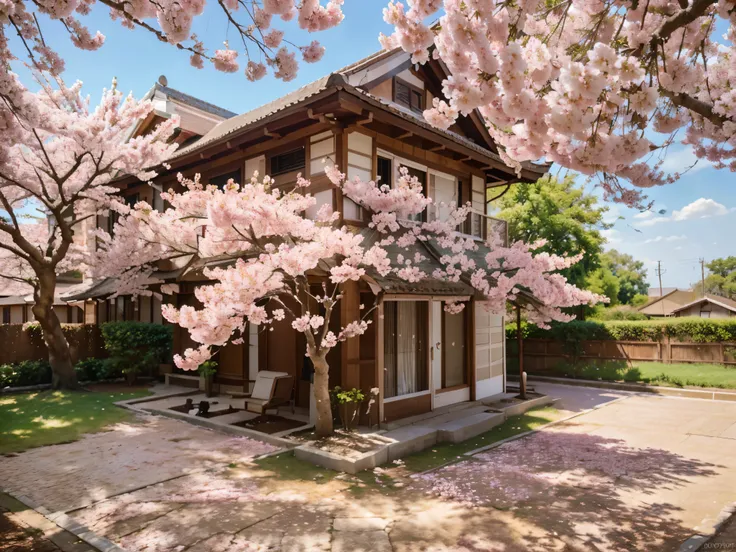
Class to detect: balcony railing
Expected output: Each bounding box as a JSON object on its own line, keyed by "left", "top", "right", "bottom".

{"left": 460, "top": 209, "right": 508, "bottom": 246}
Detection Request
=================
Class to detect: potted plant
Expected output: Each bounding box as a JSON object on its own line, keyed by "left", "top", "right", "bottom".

{"left": 329, "top": 386, "right": 366, "bottom": 431}
{"left": 199, "top": 360, "right": 218, "bottom": 397}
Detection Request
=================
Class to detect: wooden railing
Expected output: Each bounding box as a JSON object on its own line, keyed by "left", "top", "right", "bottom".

{"left": 460, "top": 209, "right": 508, "bottom": 245}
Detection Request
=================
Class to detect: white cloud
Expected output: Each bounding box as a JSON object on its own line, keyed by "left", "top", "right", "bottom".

{"left": 634, "top": 198, "right": 732, "bottom": 227}
{"left": 601, "top": 228, "right": 622, "bottom": 244}
{"left": 642, "top": 235, "right": 687, "bottom": 244}
{"left": 672, "top": 198, "right": 729, "bottom": 221}
{"left": 602, "top": 204, "right": 622, "bottom": 225}
{"left": 659, "top": 146, "right": 714, "bottom": 175}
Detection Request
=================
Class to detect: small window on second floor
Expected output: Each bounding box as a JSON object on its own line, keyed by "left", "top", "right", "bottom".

{"left": 394, "top": 79, "right": 424, "bottom": 113}
{"left": 270, "top": 147, "right": 306, "bottom": 176}
{"left": 209, "top": 169, "right": 241, "bottom": 189}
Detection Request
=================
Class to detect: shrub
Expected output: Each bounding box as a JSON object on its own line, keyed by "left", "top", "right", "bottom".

{"left": 506, "top": 317, "right": 736, "bottom": 343}
{"left": 101, "top": 322, "right": 173, "bottom": 377}
{"left": 0, "top": 360, "right": 52, "bottom": 388}
{"left": 590, "top": 305, "right": 648, "bottom": 321}
{"left": 74, "top": 357, "right": 121, "bottom": 382}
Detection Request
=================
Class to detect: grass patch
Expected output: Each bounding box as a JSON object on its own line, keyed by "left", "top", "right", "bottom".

{"left": 400, "top": 406, "right": 561, "bottom": 473}
{"left": 0, "top": 389, "right": 150, "bottom": 454}
{"left": 254, "top": 452, "right": 340, "bottom": 484}
{"left": 509, "top": 359, "right": 736, "bottom": 389}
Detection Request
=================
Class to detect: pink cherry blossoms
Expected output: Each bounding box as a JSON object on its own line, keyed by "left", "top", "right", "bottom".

{"left": 381, "top": 0, "right": 736, "bottom": 208}
{"left": 1, "top": 0, "right": 342, "bottom": 90}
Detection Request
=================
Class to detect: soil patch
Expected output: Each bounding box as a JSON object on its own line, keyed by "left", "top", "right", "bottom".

{"left": 293, "top": 429, "right": 390, "bottom": 459}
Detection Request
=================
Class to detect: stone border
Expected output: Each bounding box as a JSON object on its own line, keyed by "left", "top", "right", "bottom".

{"left": 295, "top": 442, "right": 390, "bottom": 474}
{"left": 141, "top": 406, "right": 297, "bottom": 449}
{"left": 680, "top": 502, "right": 736, "bottom": 552}
{"left": 491, "top": 393, "right": 557, "bottom": 417}
{"left": 2, "top": 489, "right": 127, "bottom": 552}
{"left": 510, "top": 374, "right": 736, "bottom": 401}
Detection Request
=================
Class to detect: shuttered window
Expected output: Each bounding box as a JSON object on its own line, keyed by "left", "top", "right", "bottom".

{"left": 394, "top": 79, "right": 424, "bottom": 113}
{"left": 270, "top": 147, "right": 306, "bottom": 176}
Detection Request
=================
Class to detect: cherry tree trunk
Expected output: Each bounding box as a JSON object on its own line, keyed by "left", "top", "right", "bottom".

{"left": 32, "top": 271, "right": 78, "bottom": 390}
{"left": 311, "top": 353, "right": 334, "bottom": 437}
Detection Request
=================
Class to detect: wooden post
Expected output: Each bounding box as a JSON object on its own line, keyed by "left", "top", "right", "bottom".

{"left": 517, "top": 306, "right": 525, "bottom": 399}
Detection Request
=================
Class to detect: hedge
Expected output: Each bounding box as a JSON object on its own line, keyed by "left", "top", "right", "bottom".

{"left": 101, "top": 321, "right": 172, "bottom": 376}
{"left": 506, "top": 317, "right": 736, "bottom": 344}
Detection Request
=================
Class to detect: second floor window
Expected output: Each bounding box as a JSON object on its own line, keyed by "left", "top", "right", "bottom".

{"left": 270, "top": 147, "right": 305, "bottom": 176}
{"left": 394, "top": 79, "right": 424, "bottom": 113}
{"left": 377, "top": 156, "right": 392, "bottom": 187}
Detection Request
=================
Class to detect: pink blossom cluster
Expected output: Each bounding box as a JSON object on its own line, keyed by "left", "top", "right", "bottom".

{"left": 382, "top": 0, "right": 736, "bottom": 207}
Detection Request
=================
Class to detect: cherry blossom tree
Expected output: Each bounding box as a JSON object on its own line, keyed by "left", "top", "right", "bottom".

{"left": 0, "top": 73, "right": 178, "bottom": 388}
{"left": 94, "top": 168, "right": 605, "bottom": 436}
{"left": 381, "top": 0, "right": 736, "bottom": 208}
{"left": 1, "top": 0, "right": 342, "bottom": 84}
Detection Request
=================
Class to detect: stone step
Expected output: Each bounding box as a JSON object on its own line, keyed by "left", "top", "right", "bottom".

{"left": 436, "top": 411, "right": 505, "bottom": 444}
{"left": 383, "top": 425, "right": 438, "bottom": 462}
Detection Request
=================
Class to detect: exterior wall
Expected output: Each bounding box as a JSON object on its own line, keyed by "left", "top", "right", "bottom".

{"left": 345, "top": 131, "right": 373, "bottom": 221}
{"left": 474, "top": 307, "right": 505, "bottom": 400}
{"left": 10, "top": 305, "right": 25, "bottom": 324}
{"left": 369, "top": 79, "right": 393, "bottom": 102}
{"left": 676, "top": 303, "right": 735, "bottom": 318}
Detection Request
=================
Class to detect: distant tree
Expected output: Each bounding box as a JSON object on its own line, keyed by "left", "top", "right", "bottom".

{"left": 493, "top": 175, "right": 609, "bottom": 289}
{"left": 600, "top": 250, "right": 649, "bottom": 305}
{"left": 694, "top": 256, "right": 736, "bottom": 299}
{"left": 586, "top": 267, "right": 621, "bottom": 307}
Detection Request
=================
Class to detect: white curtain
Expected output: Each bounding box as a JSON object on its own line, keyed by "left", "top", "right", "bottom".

{"left": 397, "top": 302, "right": 417, "bottom": 395}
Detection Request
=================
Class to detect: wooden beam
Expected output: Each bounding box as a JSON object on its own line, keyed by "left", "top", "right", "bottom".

{"left": 356, "top": 112, "right": 373, "bottom": 126}
{"left": 263, "top": 127, "right": 281, "bottom": 139}
{"left": 429, "top": 145, "right": 445, "bottom": 152}
{"left": 397, "top": 131, "right": 413, "bottom": 140}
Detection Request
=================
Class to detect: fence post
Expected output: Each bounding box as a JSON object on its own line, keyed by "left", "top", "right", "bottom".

{"left": 665, "top": 335, "right": 672, "bottom": 364}
{"left": 720, "top": 343, "right": 725, "bottom": 365}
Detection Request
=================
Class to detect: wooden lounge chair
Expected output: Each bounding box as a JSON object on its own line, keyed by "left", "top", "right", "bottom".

{"left": 242, "top": 371, "right": 295, "bottom": 414}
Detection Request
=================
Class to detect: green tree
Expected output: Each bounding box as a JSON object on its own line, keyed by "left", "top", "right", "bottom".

{"left": 600, "top": 249, "right": 649, "bottom": 305}
{"left": 493, "top": 175, "right": 609, "bottom": 288}
{"left": 695, "top": 256, "right": 736, "bottom": 298}
{"left": 586, "top": 267, "right": 621, "bottom": 306}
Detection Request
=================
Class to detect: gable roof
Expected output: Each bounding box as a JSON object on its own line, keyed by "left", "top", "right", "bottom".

{"left": 145, "top": 82, "right": 238, "bottom": 120}
{"left": 638, "top": 288, "right": 696, "bottom": 314}
{"left": 671, "top": 294, "right": 736, "bottom": 314}
{"left": 167, "top": 48, "right": 547, "bottom": 180}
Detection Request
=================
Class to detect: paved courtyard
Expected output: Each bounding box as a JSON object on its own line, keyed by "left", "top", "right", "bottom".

{"left": 1, "top": 384, "right": 735, "bottom": 551}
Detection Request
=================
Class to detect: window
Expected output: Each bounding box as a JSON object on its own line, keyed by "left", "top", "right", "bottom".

{"left": 270, "top": 147, "right": 306, "bottom": 176}
{"left": 377, "top": 156, "right": 392, "bottom": 187}
{"left": 108, "top": 193, "right": 139, "bottom": 236}
{"left": 384, "top": 301, "right": 428, "bottom": 398}
{"left": 2, "top": 307, "right": 10, "bottom": 324}
{"left": 209, "top": 169, "right": 241, "bottom": 189}
{"left": 442, "top": 305, "right": 467, "bottom": 388}
{"left": 394, "top": 79, "right": 424, "bottom": 113}
{"left": 404, "top": 166, "right": 427, "bottom": 222}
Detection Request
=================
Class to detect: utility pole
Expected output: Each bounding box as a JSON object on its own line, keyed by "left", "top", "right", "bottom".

{"left": 655, "top": 261, "right": 666, "bottom": 315}
{"left": 700, "top": 258, "right": 706, "bottom": 296}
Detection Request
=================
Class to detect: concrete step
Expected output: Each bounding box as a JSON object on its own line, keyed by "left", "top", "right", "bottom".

{"left": 383, "top": 425, "right": 438, "bottom": 461}
{"left": 436, "top": 411, "right": 505, "bottom": 444}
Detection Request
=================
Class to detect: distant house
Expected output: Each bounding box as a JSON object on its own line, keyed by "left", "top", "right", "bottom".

{"left": 0, "top": 279, "right": 85, "bottom": 325}
{"left": 638, "top": 289, "right": 697, "bottom": 317}
{"left": 671, "top": 295, "right": 736, "bottom": 318}
{"left": 647, "top": 287, "right": 679, "bottom": 298}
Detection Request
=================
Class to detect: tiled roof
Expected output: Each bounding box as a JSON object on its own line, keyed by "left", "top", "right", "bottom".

{"left": 671, "top": 294, "right": 736, "bottom": 314}
{"left": 153, "top": 83, "right": 238, "bottom": 119}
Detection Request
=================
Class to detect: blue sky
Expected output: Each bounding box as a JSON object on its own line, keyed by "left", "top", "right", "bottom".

{"left": 14, "top": 2, "right": 736, "bottom": 289}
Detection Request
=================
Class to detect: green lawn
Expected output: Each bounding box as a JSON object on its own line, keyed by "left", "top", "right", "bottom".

{"left": 0, "top": 389, "right": 150, "bottom": 454}
{"left": 508, "top": 358, "right": 736, "bottom": 389}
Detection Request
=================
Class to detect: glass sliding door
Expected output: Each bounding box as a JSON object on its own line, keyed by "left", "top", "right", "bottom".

{"left": 384, "top": 301, "right": 428, "bottom": 398}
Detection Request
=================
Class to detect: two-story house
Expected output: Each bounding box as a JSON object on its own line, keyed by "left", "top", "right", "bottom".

{"left": 67, "top": 48, "right": 546, "bottom": 425}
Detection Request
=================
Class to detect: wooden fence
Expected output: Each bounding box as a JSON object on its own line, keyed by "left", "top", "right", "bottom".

{"left": 0, "top": 324, "right": 105, "bottom": 365}
{"left": 507, "top": 338, "right": 736, "bottom": 372}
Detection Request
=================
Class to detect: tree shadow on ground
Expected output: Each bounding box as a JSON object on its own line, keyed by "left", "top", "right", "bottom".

{"left": 413, "top": 429, "right": 724, "bottom": 551}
